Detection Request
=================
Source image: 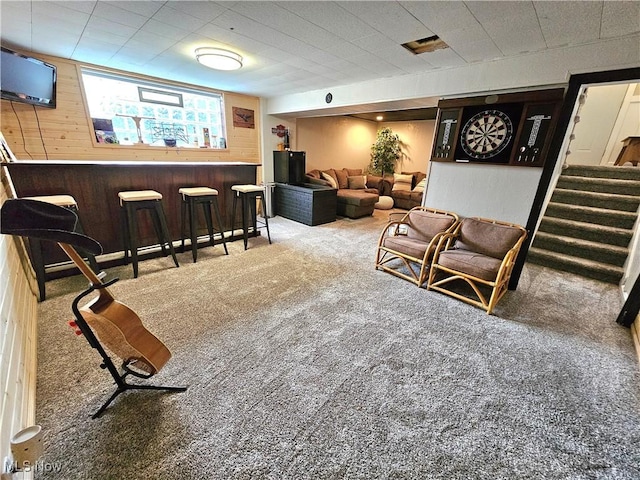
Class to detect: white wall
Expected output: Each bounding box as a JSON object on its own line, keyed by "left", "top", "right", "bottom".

{"left": 380, "top": 120, "right": 435, "bottom": 175}
{"left": 424, "top": 163, "right": 542, "bottom": 226}
{"left": 297, "top": 116, "right": 377, "bottom": 172}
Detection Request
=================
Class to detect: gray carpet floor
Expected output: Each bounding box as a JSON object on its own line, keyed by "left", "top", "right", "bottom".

{"left": 36, "top": 209, "right": 640, "bottom": 479}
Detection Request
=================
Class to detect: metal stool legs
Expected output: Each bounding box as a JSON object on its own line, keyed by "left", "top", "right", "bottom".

{"left": 231, "top": 188, "right": 271, "bottom": 250}
{"left": 120, "top": 199, "right": 179, "bottom": 278}
{"left": 180, "top": 194, "right": 228, "bottom": 262}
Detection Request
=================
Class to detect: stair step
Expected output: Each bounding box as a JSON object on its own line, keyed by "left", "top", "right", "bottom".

{"left": 532, "top": 232, "right": 628, "bottom": 267}
{"left": 544, "top": 202, "right": 638, "bottom": 229}
{"left": 538, "top": 217, "right": 633, "bottom": 247}
{"left": 563, "top": 164, "right": 640, "bottom": 181}
{"left": 551, "top": 188, "right": 640, "bottom": 212}
{"left": 527, "top": 247, "right": 624, "bottom": 284}
{"left": 557, "top": 175, "right": 640, "bottom": 196}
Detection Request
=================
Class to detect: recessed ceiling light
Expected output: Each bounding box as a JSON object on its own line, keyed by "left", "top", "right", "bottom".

{"left": 376, "top": 115, "right": 383, "bottom": 121}
{"left": 195, "top": 48, "right": 243, "bottom": 71}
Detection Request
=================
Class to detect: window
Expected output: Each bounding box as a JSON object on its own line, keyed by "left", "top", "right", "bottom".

{"left": 81, "top": 69, "right": 226, "bottom": 148}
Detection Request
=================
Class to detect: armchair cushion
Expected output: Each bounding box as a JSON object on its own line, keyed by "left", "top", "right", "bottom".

{"left": 407, "top": 210, "right": 457, "bottom": 243}
{"left": 382, "top": 236, "right": 429, "bottom": 260}
{"left": 436, "top": 249, "right": 502, "bottom": 282}
{"left": 455, "top": 217, "right": 524, "bottom": 259}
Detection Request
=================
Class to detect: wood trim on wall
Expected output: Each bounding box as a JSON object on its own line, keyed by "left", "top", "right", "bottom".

{"left": 0, "top": 50, "right": 262, "bottom": 163}
{"left": 632, "top": 320, "right": 640, "bottom": 365}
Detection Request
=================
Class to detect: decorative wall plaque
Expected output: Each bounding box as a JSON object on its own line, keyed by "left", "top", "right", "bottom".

{"left": 232, "top": 107, "right": 255, "bottom": 129}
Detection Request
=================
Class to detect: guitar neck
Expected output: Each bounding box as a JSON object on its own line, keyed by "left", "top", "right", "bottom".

{"left": 58, "top": 243, "right": 110, "bottom": 295}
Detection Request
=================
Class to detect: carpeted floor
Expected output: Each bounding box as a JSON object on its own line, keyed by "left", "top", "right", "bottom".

{"left": 35, "top": 209, "right": 640, "bottom": 479}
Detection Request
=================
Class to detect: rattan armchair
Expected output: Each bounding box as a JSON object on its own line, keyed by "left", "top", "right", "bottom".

{"left": 375, "top": 207, "right": 459, "bottom": 287}
{"left": 427, "top": 217, "right": 527, "bottom": 315}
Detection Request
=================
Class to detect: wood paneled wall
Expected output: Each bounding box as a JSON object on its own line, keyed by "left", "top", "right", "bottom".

{"left": 0, "top": 168, "right": 39, "bottom": 472}
{"left": 0, "top": 50, "right": 261, "bottom": 163}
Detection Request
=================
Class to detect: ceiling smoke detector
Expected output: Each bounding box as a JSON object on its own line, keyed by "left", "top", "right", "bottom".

{"left": 401, "top": 35, "right": 449, "bottom": 55}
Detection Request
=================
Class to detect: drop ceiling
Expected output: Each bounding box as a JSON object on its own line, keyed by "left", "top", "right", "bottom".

{"left": 1, "top": 1, "right": 638, "bottom": 106}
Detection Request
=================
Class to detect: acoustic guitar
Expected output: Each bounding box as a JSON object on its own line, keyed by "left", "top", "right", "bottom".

{"left": 59, "top": 243, "right": 171, "bottom": 376}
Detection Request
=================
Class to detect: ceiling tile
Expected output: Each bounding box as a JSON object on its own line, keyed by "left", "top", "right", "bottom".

{"left": 0, "top": 21, "right": 32, "bottom": 50}
{"left": 465, "top": 1, "right": 546, "bottom": 56}
{"left": 33, "top": 2, "right": 89, "bottom": 26}
{"left": 52, "top": 1, "right": 97, "bottom": 15}
{"left": 338, "top": 1, "right": 434, "bottom": 44}
{"left": 151, "top": 5, "right": 210, "bottom": 31}
{"left": 103, "top": 1, "right": 163, "bottom": 18}
{"left": 601, "top": 1, "right": 640, "bottom": 38}
{"left": 141, "top": 19, "right": 191, "bottom": 42}
{"left": 164, "top": 1, "right": 227, "bottom": 22}
{"left": 402, "top": 1, "right": 478, "bottom": 32}
{"left": 534, "top": 1, "right": 602, "bottom": 47}
{"left": 280, "top": 1, "right": 378, "bottom": 41}
{"left": 92, "top": 2, "right": 148, "bottom": 29}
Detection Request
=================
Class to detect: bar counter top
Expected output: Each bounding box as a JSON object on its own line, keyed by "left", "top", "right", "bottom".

{"left": 7, "top": 160, "right": 260, "bottom": 265}
{"left": 9, "top": 160, "right": 260, "bottom": 167}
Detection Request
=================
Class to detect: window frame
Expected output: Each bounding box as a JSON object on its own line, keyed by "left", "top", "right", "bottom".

{"left": 79, "top": 67, "right": 228, "bottom": 150}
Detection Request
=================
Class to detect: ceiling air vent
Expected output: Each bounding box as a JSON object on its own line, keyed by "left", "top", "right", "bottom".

{"left": 401, "top": 35, "right": 449, "bottom": 55}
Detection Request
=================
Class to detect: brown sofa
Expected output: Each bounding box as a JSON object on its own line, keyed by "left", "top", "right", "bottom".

{"left": 306, "top": 168, "right": 379, "bottom": 218}
{"left": 389, "top": 171, "right": 426, "bottom": 210}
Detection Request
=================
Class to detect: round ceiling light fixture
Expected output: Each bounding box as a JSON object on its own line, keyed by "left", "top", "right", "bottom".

{"left": 195, "top": 47, "right": 243, "bottom": 71}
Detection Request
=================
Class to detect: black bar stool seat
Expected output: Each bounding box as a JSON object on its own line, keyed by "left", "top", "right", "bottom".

{"left": 118, "top": 190, "right": 179, "bottom": 278}
{"left": 179, "top": 187, "right": 228, "bottom": 262}
{"left": 24, "top": 194, "right": 100, "bottom": 301}
{"left": 231, "top": 184, "right": 272, "bottom": 250}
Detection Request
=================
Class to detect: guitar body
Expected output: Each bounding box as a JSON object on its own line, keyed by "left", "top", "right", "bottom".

{"left": 56, "top": 242, "right": 172, "bottom": 376}
{"left": 78, "top": 291, "right": 171, "bottom": 375}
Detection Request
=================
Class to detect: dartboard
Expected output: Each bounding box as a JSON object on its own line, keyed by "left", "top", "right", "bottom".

{"left": 460, "top": 109, "right": 514, "bottom": 160}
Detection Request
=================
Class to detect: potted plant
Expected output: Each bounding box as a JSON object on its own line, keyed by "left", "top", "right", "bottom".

{"left": 370, "top": 127, "right": 402, "bottom": 176}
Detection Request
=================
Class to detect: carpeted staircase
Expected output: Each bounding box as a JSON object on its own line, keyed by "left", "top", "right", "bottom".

{"left": 528, "top": 165, "right": 640, "bottom": 284}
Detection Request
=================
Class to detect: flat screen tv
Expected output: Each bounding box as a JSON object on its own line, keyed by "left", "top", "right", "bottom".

{"left": 1, "top": 47, "right": 56, "bottom": 108}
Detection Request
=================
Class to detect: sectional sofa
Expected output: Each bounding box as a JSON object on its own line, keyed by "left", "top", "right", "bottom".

{"left": 305, "top": 168, "right": 427, "bottom": 218}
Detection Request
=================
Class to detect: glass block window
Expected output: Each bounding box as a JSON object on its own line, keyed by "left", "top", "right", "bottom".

{"left": 81, "top": 69, "right": 226, "bottom": 148}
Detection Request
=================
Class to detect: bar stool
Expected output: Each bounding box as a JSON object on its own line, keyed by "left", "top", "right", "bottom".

{"left": 23, "top": 194, "right": 100, "bottom": 301}
{"left": 178, "top": 187, "right": 228, "bottom": 262}
{"left": 118, "top": 190, "right": 179, "bottom": 278}
{"left": 231, "top": 184, "right": 272, "bottom": 250}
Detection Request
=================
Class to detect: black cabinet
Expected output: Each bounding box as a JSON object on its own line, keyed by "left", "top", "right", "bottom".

{"left": 273, "top": 151, "right": 306, "bottom": 184}
{"left": 275, "top": 183, "right": 336, "bottom": 226}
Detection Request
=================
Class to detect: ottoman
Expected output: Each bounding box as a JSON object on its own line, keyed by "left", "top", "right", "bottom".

{"left": 336, "top": 189, "right": 379, "bottom": 218}
{"left": 375, "top": 195, "right": 394, "bottom": 210}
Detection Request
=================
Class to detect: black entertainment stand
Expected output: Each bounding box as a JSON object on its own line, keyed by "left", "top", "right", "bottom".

{"left": 274, "top": 183, "right": 337, "bottom": 226}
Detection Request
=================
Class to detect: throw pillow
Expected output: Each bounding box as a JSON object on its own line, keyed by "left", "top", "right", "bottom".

{"left": 321, "top": 171, "right": 338, "bottom": 189}
{"left": 348, "top": 175, "right": 366, "bottom": 189}
{"left": 335, "top": 168, "right": 349, "bottom": 189}
{"left": 412, "top": 178, "right": 426, "bottom": 193}
{"left": 392, "top": 173, "right": 413, "bottom": 192}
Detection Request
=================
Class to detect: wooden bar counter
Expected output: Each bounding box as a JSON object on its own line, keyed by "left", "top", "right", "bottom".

{"left": 7, "top": 160, "right": 259, "bottom": 264}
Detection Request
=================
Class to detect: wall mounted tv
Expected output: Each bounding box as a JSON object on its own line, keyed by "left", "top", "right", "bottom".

{"left": 1, "top": 47, "right": 56, "bottom": 108}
